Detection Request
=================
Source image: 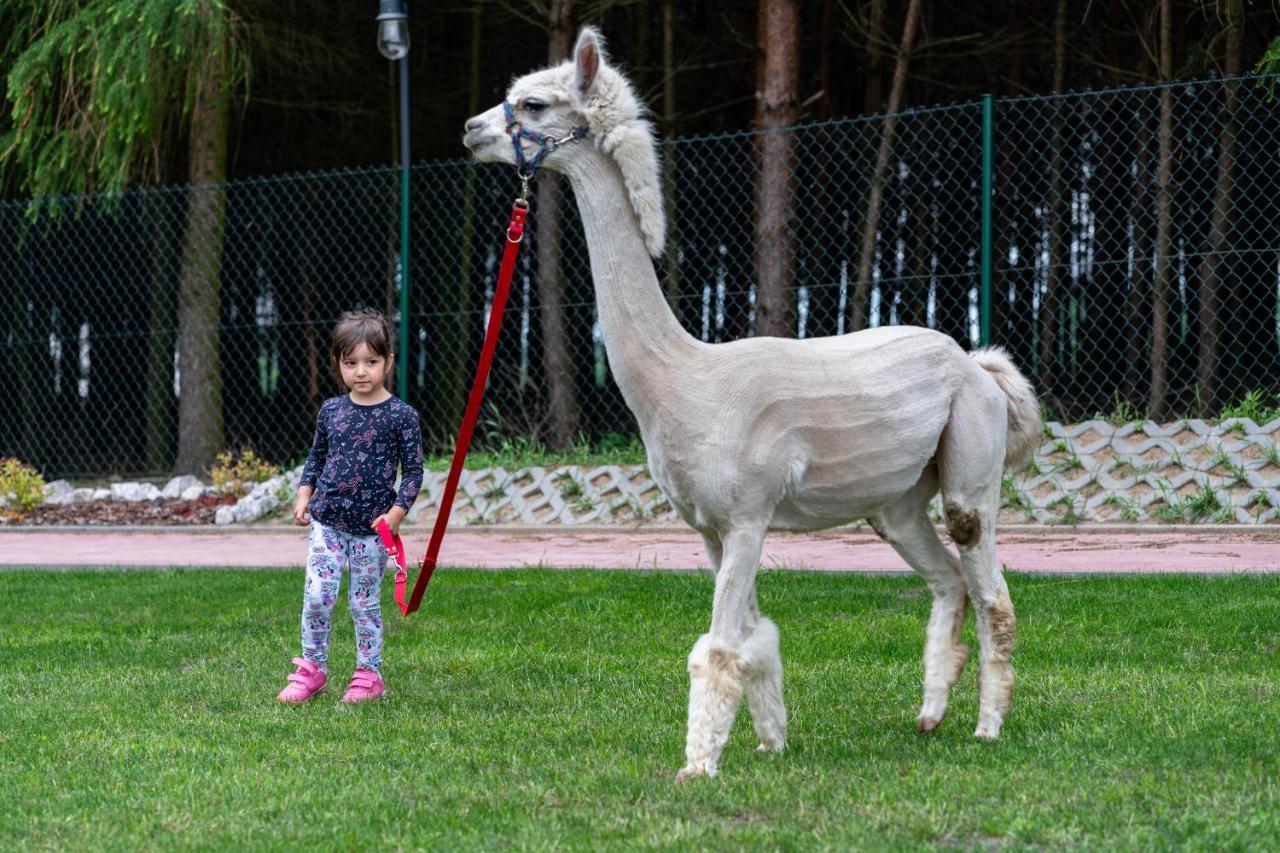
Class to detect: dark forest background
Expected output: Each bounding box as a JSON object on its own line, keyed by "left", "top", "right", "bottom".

{"left": 2, "top": 1, "right": 1279, "bottom": 477}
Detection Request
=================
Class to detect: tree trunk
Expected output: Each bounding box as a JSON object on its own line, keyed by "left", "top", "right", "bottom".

{"left": 1039, "top": 0, "right": 1068, "bottom": 408}
{"left": 1195, "top": 0, "right": 1241, "bottom": 416}
{"left": 1148, "top": 0, "right": 1174, "bottom": 420}
{"left": 536, "top": 0, "right": 579, "bottom": 450}
{"left": 864, "top": 0, "right": 887, "bottom": 114}
{"left": 174, "top": 32, "right": 230, "bottom": 475}
{"left": 426, "top": 3, "right": 484, "bottom": 448}
{"left": 753, "top": 0, "right": 800, "bottom": 338}
{"left": 850, "top": 0, "right": 921, "bottom": 332}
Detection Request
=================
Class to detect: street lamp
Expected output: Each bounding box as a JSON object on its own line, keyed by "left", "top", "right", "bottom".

{"left": 376, "top": 0, "right": 409, "bottom": 60}
{"left": 377, "top": 0, "right": 410, "bottom": 399}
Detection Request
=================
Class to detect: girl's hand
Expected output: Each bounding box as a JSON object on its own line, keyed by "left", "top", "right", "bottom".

{"left": 293, "top": 488, "right": 313, "bottom": 526}
{"left": 371, "top": 507, "right": 406, "bottom": 537}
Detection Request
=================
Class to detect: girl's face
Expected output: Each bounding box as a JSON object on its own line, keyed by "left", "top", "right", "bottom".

{"left": 338, "top": 343, "right": 391, "bottom": 397}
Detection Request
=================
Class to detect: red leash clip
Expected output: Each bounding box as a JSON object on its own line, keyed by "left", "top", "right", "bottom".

{"left": 374, "top": 520, "right": 410, "bottom": 616}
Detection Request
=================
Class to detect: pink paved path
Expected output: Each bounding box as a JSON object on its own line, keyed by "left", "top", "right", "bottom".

{"left": 1, "top": 525, "right": 1277, "bottom": 573}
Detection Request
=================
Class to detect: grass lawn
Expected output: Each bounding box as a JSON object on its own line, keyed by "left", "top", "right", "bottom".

{"left": 2, "top": 568, "right": 1279, "bottom": 849}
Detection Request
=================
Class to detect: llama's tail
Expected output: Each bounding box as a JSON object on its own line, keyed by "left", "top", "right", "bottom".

{"left": 970, "top": 346, "right": 1042, "bottom": 469}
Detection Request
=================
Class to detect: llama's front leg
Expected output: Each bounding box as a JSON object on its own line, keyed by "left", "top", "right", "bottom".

{"left": 742, "top": 616, "right": 786, "bottom": 752}
{"left": 676, "top": 527, "right": 767, "bottom": 782}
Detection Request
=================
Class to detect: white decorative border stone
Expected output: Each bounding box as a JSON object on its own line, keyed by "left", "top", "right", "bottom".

{"left": 42, "top": 475, "right": 213, "bottom": 506}
{"left": 1003, "top": 418, "right": 1280, "bottom": 524}
{"left": 36, "top": 417, "right": 1277, "bottom": 526}
{"left": 400, "top": 418, "right": 1280, "bottom": 526}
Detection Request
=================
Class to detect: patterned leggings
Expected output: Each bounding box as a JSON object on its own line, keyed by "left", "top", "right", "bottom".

{"left": 301, "top": 522, "right": 386, "bottom": 673}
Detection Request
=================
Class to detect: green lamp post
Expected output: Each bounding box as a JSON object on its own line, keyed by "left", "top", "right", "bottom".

{"left": 377, "top": 0, "right": 410, "bottom": 398}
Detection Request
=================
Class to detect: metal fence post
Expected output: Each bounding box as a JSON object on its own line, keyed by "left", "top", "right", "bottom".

{"left": 397, "top": 54, "right": 411, "bottom": 399}
{"left": 979, "top": 93, "right": 994, "bottom": 348}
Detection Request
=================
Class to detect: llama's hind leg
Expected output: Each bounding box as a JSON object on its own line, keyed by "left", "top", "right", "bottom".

{"left": 939, "top": 386, "right": 1016, "bottom": 740}
{"left": 678, "top": 526, "right": 768, "bottom": 782}
{"left": 872, "top": 466, "right": 969, "bottom": 732}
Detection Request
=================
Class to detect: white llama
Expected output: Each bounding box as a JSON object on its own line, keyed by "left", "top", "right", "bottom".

{"left": 464, "top": 27, "right": 1042, "bottom": 782}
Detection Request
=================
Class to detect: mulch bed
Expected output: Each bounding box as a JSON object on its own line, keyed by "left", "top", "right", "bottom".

{"left": 2, "top": 494, "right": 238, "bottom": 526}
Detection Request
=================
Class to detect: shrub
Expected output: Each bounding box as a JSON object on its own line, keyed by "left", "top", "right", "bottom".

{"left": 0, "top": 458, "right": 46, "bottom": 516}
{"left": 210, "top": 449, "right": 280, "bottom": 497}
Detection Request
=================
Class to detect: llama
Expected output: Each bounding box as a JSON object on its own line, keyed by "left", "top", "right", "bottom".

{"left": 463, "top": 27, "right": 1042, "bottom": 782}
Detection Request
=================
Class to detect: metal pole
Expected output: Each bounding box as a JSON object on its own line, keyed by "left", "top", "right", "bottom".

{"left": 979, "top": 93, "right": 994, "bottom": 348}
{"left": 397, "top": 55, "right": 410, "bottom": 398}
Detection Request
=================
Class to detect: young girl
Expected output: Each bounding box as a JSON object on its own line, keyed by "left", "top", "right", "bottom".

{"left": 277, "top": 308, "right": 424, "bottom": 704}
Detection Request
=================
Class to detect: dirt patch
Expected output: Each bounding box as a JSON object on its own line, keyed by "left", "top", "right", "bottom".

{"left": 2, "top": 494, "right": 237, "bottom": 526}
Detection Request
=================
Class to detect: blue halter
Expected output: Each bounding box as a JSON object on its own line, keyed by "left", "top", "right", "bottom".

{"left": 503, "top": 101, "right": 589, "bottom": 178}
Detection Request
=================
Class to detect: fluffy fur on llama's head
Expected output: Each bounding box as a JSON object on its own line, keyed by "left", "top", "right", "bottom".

{"left": 464, "top": 27, "right": 665, "bottom": 257}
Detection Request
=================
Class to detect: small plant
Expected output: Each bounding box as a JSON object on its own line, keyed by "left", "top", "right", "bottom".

{"left": 1219, "top": 389, "right": 1280, "bottom": 427}
{"left": 1102, "top": 494, "right": 1142, "bottom": 522}
{"left": 1094, "top": 394, "right": 1145, "bottom": 427}
{"left": 1208, "top": 451, "right": 1248, "bottom": 487}
{"left": 210, "top": 449, "right": 281, "bottom": 497}
{"left": 1049, "top": 494, "right": 1081, "bottom": 525}
{"left": 1049, "top": 453, "right": 1084, "bottom": 474}
{"left": 482, "top": 477, "right": 511, "bottom": 501}
{"left": 1264, "top": 440, "right": 1280, "bottom": 468}
{"left": 610, "top": 493, "right": 654, "bottom": 521}
{"left": 1154, "top": 485, "right": 1230, "bottom": 524}
{"left": 571, "top": 495, "right": 595, "bottom": 514}
{"left": 557, "top": 473, "right": 584, "bottom": 501}
{"left": 0, "top": 457, "right": 46, "bottom": 516}
{"left": 1247, "top": 491, "right": 1275, "bottom": 522}
{"left": 1000, "top": 475, "right": 1032, "bottom": 514}
{"left": 1186, "top": 485, "right": 1231, "bottom": 523}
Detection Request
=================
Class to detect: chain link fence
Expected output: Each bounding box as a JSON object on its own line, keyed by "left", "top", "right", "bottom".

{"left": 2, "top": 75, "right": 1278, "bottom": 478}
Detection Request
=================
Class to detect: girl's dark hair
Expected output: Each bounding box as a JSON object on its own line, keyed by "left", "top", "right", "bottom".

{"left": 330, "top": 308, "right": 394, "bottom": 381}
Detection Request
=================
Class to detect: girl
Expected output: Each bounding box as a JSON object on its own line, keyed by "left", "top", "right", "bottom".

{"left": 277, "top": 308, "right": 424, "bottom": 704}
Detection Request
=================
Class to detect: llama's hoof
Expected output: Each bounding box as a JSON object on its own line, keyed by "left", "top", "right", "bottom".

{"left": 755, "top": 739, "right": 785, "bottom": 753}
{"left": 675, "top": 764, "right": 713, "bottom": 783}
{"left": 917, "top": 715, "right": 942, "bottom": 733}
{"left": 973, "top": 722, "right": 1001, "bottom": 741}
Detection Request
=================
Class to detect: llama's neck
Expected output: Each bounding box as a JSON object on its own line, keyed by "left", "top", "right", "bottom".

{"left": 561, "top": 147, "right": 698, "bottom": 410}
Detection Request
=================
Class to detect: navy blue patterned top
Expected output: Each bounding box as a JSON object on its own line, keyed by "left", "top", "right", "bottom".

{"left": 300, "top": 394, "right": 425, "bottom": 535}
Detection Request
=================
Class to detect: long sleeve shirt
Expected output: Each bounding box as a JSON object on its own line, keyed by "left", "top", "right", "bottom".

{"left": 299, "top": 394, "right": 424, "bottom": 535}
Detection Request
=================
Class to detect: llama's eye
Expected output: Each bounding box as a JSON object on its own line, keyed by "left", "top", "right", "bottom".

{"left": 523, "top": 99, "right": 547, "bottom": 115}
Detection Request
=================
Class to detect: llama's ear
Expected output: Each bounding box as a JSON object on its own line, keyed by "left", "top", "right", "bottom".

{"left": 572, "top": 27, "right": 602, "bottom": 102}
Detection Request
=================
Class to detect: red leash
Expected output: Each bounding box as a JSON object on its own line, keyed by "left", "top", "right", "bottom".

{"left": 397, "top": 198, "right": 529, "bottom": 616}
{"left": 374, "top": 519, "right": 409, "bottom": 614}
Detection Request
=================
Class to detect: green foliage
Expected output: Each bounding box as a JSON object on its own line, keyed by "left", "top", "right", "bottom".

{"left": 426, "top": 432, "right": 648, "bottom": 473}
{"left": 556, "top": 473, "right": 583, "bottom": 501}
{"left": 999, "top": 474, "right": 1032, "bottom": 516}
{"left": 1101, "top": 493, "right": 1142, "bottom": 522}
{"left": 0, "top": 457, "right": 45, "bottom": 515}
{"left": 1219, "top": 389, "right": 1280, "bottom": 426}
{"left": 1153, "top": 484, "right": 1231, "bottom": 524}
{"left": 1092, "top": 393, "right": 1146, "bottom": 427}
{"left": 1, "top": 0, "right": 248, "bottom": 200}
{"left": 209, "top": 448, "right": 279, "bottom": 496}
{"left": 1256, "top": 37, "right": 1280, "bottom": 97}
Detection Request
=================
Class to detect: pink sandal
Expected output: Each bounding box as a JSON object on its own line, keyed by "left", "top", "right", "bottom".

{"left": 341, "top": 668, "right": 385, "bottom": 703}
{"left": 277, "top": 658, "right": 327, "bottom": 703}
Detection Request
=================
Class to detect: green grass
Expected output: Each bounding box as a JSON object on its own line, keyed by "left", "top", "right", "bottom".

{"left": 3, "top": 569, "right": 1280, "bottom": 849}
